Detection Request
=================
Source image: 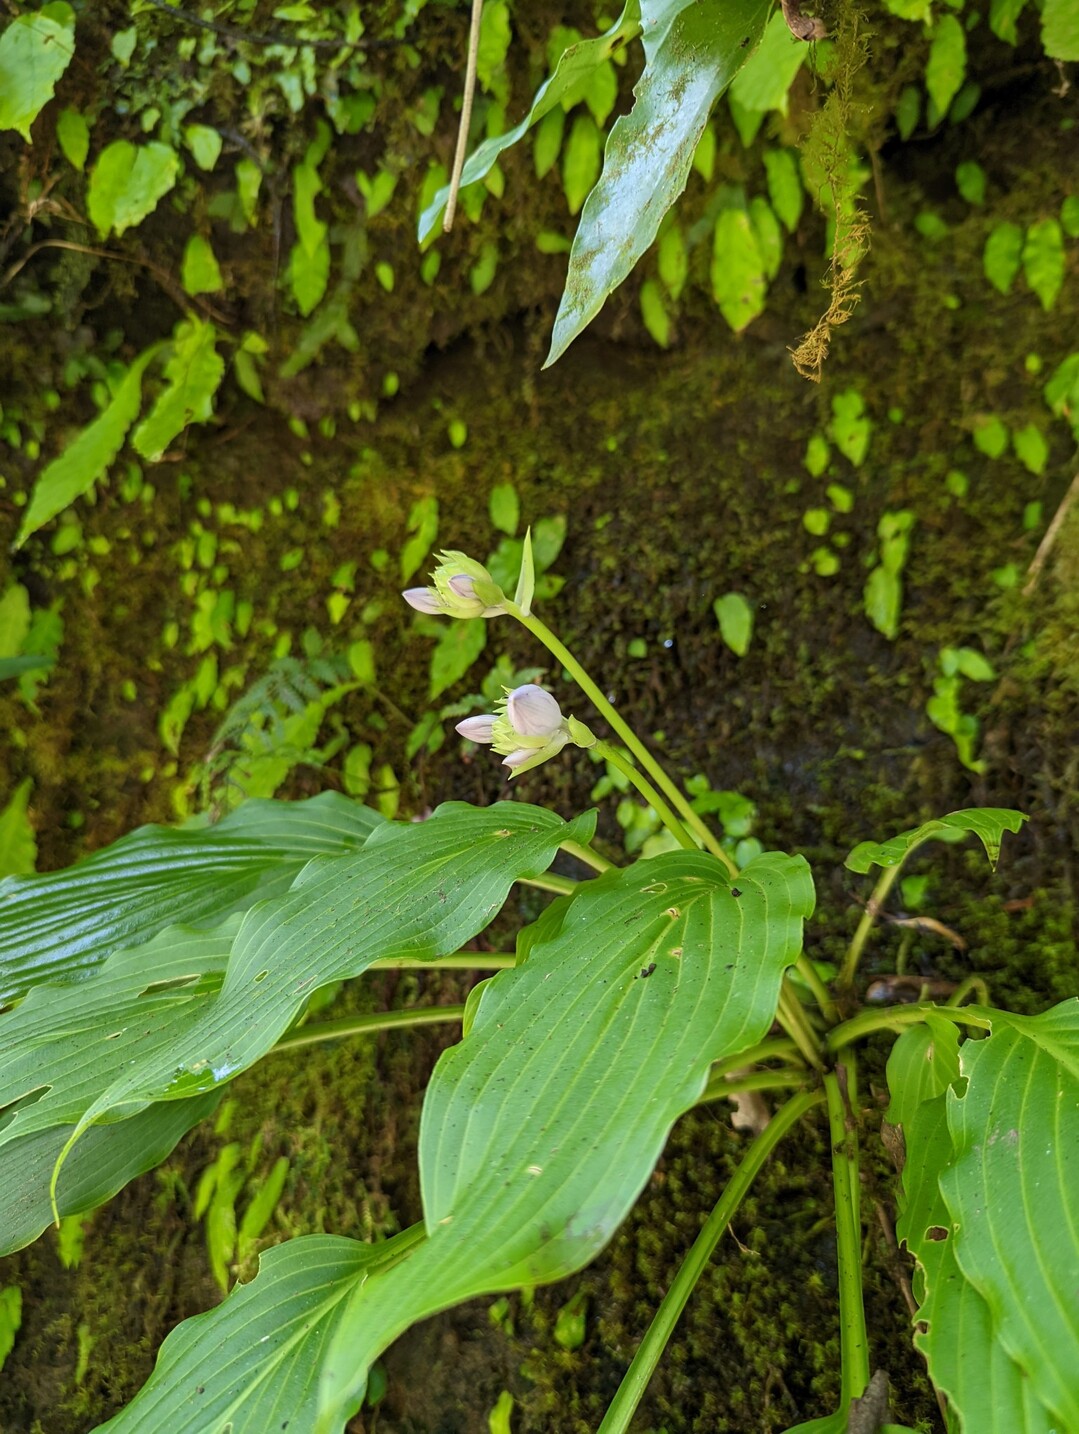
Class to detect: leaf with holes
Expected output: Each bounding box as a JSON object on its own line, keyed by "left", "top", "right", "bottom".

{"left": 0, "top": 791, "right": 382, "bottom": 1001}
{"left": 313, "top": 848, "right": 813, "bottom": 1425}
{"left": 844, "top": 808, "right": 1025, "bottom": 875}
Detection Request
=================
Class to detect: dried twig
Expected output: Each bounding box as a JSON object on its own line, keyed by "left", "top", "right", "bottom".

{"left": 443, "top": 0, "right": 484, "bottom": 233}
{"left": 1023, "top": 470, "right": 1079, "bottom": 597}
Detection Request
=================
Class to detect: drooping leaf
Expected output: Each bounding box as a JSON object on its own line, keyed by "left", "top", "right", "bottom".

{"left": 14, "top": 346, "right": 160, "bottom": 547}
{"left": 764, "top": 148, "right": 804, "bottom": 233}
{"left": 883, "top": 1013, "right": 960, "bottom": 1137}
{"left": 561, "top": 111, "right": 602, "bottom": 217}
{"left": 417, "top": 1, "right": 643, "bottom": 241}
{"left": 989, "top": 0, "right": 1028, "bottom": 44}
{"left": 1021, "top": 218, "right": 1065, "bottom": 311}
{"left": 710, "top": 203, "right": 767, "bottom": 332}
{"left": 94, "top": 1234, "right": 415, "bottom": 1433}
{"left": 0, "top": 2, "right": 76, "bottom": 142}
{"left": 982, "top": 220, "right": 1023, "bottom": 295}
{"left": 0, "top": 792, "right": 382, "bottom": 1001}
{"left": 939, "top": 1001, "right": 1079, "bottom": 1429}
{"left": 316, "top": 849, "right": 814, "bottom": 1425}
{"left": 86, "top": 140, "right": 180, "bottom": 237}
{"left": 925, "top": 16, "right": 967, "bottom": 120}
{"left": 132, "top": 318, "right": 225, "bottom": 462}
{"left": 0, "top": 780, "right": 36, "bottom": 878}
{"left": 55, "top": 105, "right": 89, "bottom": 170}
{"left": 5, "top": 804, "right": 593, "bottom": 1183}
{"left": 546, "top": 0, "right": 769, "bottom": 365}
{"left": 399, "top": 495, "right": 439, "bottom": 583}
{"left": 728, "top": 10, "right": 807, "bottom": 115}
{"left": 845, "top": 808, "right": 1026, "bottom": 875}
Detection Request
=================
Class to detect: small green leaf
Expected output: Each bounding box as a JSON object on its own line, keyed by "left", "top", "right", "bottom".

{"left": 355, "top": 167, "right": 397, "bottom": 218}
{"left": 895, "top": 85, "right": 920, "bottom": 141}
{"left": 16, "top": 346, "right": 160, "bottom": 547}
{"left": 828, "top": 388, "right": 871, "bottom": 468}
{"left": 883, "top": 1016, "right": 961, "bottom": 1135}
{"left": 1042, "top": 0, "right": 1079, "bottom": 59}
{"left": 87, "top": 140, "right": 180, "bottom": 238}
{"left": 729, "top": 10, "right": 806, "bottom": 114}
{"left": 429, "top": 619, "right": 487, "bottom": 699}
{"left": 561, "top": 112, "right": 602, "bottom": 216}
{"left": 657, "top": 221, "right": 688, "bottom": 299}
{"left": 925, "top": 16, "right": 967, "bottom": 120}
{"left": 0, "top": 780, "right": 36, "bottom": 879}
{"left": 713, "top": 592, "right": 753, "bottom": 656}
{"left": 972, "top": 414, "right": 1009, "bottom": 458}
{"left": 1061, "top": 195, "right": 1079, "bottom": 239}
{"left": 489, "top": 483, "right": 519, "bottom": 536}
{"left": 181, "top": 234, "right": 223, "bottom": 295}
{"left": 983, "top": 220, "right": 1023, "bottom": 294}
{"left": 56, "top": 106, "right": 89, "bottom": 170}
{"left": 1021, "top": 218, "right": 1065, "bottom": 311}
{"left": 132, "top": 319, "right": 224, "bottom": 462}
{"left": 1012, "top": 421, "right": 1048, "bottom": 475}
{"left": 639, "top": 278, "right": 671, "bottom": 347}
{"left": 532, "top": 106, "right": 565, "bottom": 180}
{"left": 844, "top": 808, "right": 1026, "bottom": 874}
{"left": 0, "top": 2, "right": 76, "bottom": 142}
{"left": 111, "top": 26, "right": 137, "bottom": 64}
{"left": 763, "top": 148, "right": 803, "bottom": 232}
{"left": 955, "top": 160, "right": 986, "bottom": 205}
{"left": 399, "top": 495, "right": 439, "bottom": 583}
{"left": 863, "top": 566, "right": 901, "bottom": 640}
{"left": 989, "top": 0, "right": 1028, "bottom": 44}
{"left": 0, "top": 1285, "right": 22, "bottom": 1374}
{"left": 183, "top": 123, "right": 222, "bottom": 172}
{"left": 711, "top": 205, "right": 767, "bottom": 333}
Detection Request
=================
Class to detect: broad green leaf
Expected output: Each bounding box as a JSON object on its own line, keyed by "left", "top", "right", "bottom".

{"left": 1021, "top": 218, "right": 1065, "bottom": 311}
{"left": 561, "top": 111, "right": 602, "bottom": 216}
{"left": 417, "top": 2, "right": 643, "bottom": 241}
{"left": 899, "top": 1093, "right": 1052, "bottom": 1433}
{"left": 1012, "top": 421, "right": 1048, "bottom": 475}
{"left": 989, "top": 0, "right": 1028, "bottom": 43}
{"left": 56, "top": 105, "right": 89, "bottom": 170}
{"left": 883, "top": 1014, "right": 960, "bottom": 1135}
{"left": 0, "top": 792, "right": 381, "bottom": 1001}
{"left": 132, "top": 318, "right": 225, "bottom": 462}
{"left": 764, "top": 148, "right": 804, "bottom": 233}
{"left": 0, "top": 2, "right": 75, "bottom": 141}
{"left": 547, "top": 0, "right": 768, "bottom": 365}
{"left": 925, "top": 16, "right": 966, "bottom": 119}
{"left": 1042, "top": 0, "right": 1079, "bottom": 59}
{"left": 863, "top": 565, "right": 901, "bottom": 639}
{"left": 13, "top": 804, "right": 592, "bottom": 1166}
{"left": 1, "top": 1090, "right": 218, "bottom": 1259}
{"left": 713, "top": 591, "right": 753, "bottom": 656}
{"left": 955, "top": 160, "right": 986, "bottom": 206}
{"left": 488, "top": 482, "right": 519, "bottom": 536}
{"left": 428, "top": 618, "right": 487, "bottom": 699}
{"left": 728, "top": 10, "right": 807, "bottom": 114}
{"left": 399, "top": 494, "right": 439, "bottom": 582}
{"left": 982, "top": 220, "right": 1023, "bottom": 295}
{"left": 87, "top": 140, "right": 180, "bottom": 238}
{"left": 939, "top": 1001, "right": 1079, "bottom": 1429}
{"left": 95, "top": 1234, "right": 412, "bottom": 1433}
{"left": 183, "top": 122, "right": 222, "bottom": 171}
{"left": 0, "top": 780, "right": 35, "bottom": 878}
{"left": 845, "top": 808, "right": 1026, "bottom": 875}
{"left": 317, "top": 849, "right": 814, "bottom": 1425}
{"left": 181, "top": 233, "right": 223, "bottom": 295}
{"left": 14, "top": 345, "right": 160, "bottom": 547}
{"left": 711, "top": 205, "right": 767, "bottom": 332}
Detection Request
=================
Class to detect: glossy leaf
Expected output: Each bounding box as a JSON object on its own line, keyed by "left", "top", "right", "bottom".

{"left": 95, "top": 1234, "right": 413, "bottom": 1433}
{"left": 547, "top": 0, "right": 769, "bottom": 365}
{"left": 316, "top": 849, "right": 813, "bottom": 1424}
{"left": 844, "top": 808, "right": 1025, "bottom": 875}
{"left": 939, "top": 1001, "right": 1079, "bottom": 1428}
{"left": 0, "top": 792, "right": 382, "bottom": 1001}
{"left": 14, "top": 346, "right": 160, "bottom": 548}
{"left": 132, "top": 318, "right": 225, "bottom": 462}
{"left": 87, "top": 140, "right": 180, "bottom": 238}
{"left": 0, "top": 2, "right": 75, "bottom": 141}
{"left": 417, "top": 1, "right": 642, "bottom": 242}
{"left": 883, "top": 1014, "right": 961, "bottom": 1136}
{"left": 5, "top": 803, "right": 592, "bottom": 1189}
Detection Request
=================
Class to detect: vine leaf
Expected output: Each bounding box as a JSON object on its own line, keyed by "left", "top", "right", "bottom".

{"left": 314, "top": 849, "right": 814, "bottom": 1426}
{"left": 14, "top": 346, "right": 161, "bottom": 549}
{"left": 545, "top": 0, "right": 769, "bottom": 366}
{"left": 844, "top": 807, "right": 1026, "bottom": 875}
{"left": 0, "top": 791, "right": 382, "bottom": 1001}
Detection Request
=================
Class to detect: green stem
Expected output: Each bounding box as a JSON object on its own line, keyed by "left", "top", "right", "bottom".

{"left": 776, "top": 981, "right": 826, "bottom": 1071}
{"left": 518, "top": 871, "right": 578, "bottom": 896}
{"left": 595, "top": 741, "right": 696, "bottom": 852}
{"left": 948, "top": 975, "right": 989, "bottom": 1007}
{"left": 827, "top": 1001, "right": 992, "bottom": 1053}
{"left": 370, "top": 954, "right": 515, "bottom": 970}
{"left": 837, "top": 863, "right": 903, "bottom": 991}
{"left": 699, "top": 1068, "right": 811, "bottom": 1103}
{"left": 560, "top": 837, "right": 616, "bottom": 873}
{"left": 823, "top": 1063, "right": 870, "bottom": 1410}
{"left": 596, "top": 1089, "right": 825, "bottom": 1434}
{"left": 795, "top": 953, "right": 840, "bottom": 1025}
{"left": 708, "top": 1036, "right": 802, "bottom": 1082}
{"left": 511, "top": 607, "right": 738, "bottom": 875}
{"left": 272, "top": 1005, "right": 466, "bottom": 1054}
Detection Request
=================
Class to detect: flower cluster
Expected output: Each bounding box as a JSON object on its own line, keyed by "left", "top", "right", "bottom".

{"left": 457, "top": 684, "right": 594, "bottom": 778}
{"left": 403, "top": 552, "right": 507, "bottom": 619}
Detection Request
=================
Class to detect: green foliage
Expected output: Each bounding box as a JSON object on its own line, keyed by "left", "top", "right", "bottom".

{"left": 400, "top": 495, "right": 439, "bottom": 583}
{"left": 713, "top": 591, "right": 754, "bottom": 656}
{"left": 845, "top": 807, "right": 1024, "bottom": 874}
{"left": 86, "top": 140, "right": 180, "bottom": 238}
{"left": 0, "top": 779, "right": 36, "bottom": 878}
{"left": 0, "top": 2, "right": 75, "bottom": 141}
{"left": 0, "top": 1285, "right": 22, "bottom": 1375}
{"left": 55, "top": 106, "right": 89, "bottom": 171}
{"left": 925, "top": 16, "right": 967, "bottom": 120}
{"left": 132, "top": 319, "right": 225, "bottom": 462}
{"left": 983, "top": 219, "right": 1024, "bottom": 294}
{"left": 827, "top": 389, "right": 872, "bottom": 468}
{"left": 1021, "top": 218, "right": 1065, "bottom": 310}
{"left": 1042, "top": 0, "right": 1079, "bottom": 59}
{"left": 181, "top": 235, "right": 223, "bottom": 296}
{"left": 863, "top": 510, "right": 913, "bottom": 640}
{"left": 15, "top": 346, "right": 160, "bottom": 548}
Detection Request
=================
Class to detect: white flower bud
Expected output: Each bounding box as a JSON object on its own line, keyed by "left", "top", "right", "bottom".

{"left": 456, "top": 715, "right": 495, "bottom": 743}
{"left": 506, "top": 684, "right": 562, "bottom": 738}
{"left": 402, "top": 587, "right": 445, "bottom": 615}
